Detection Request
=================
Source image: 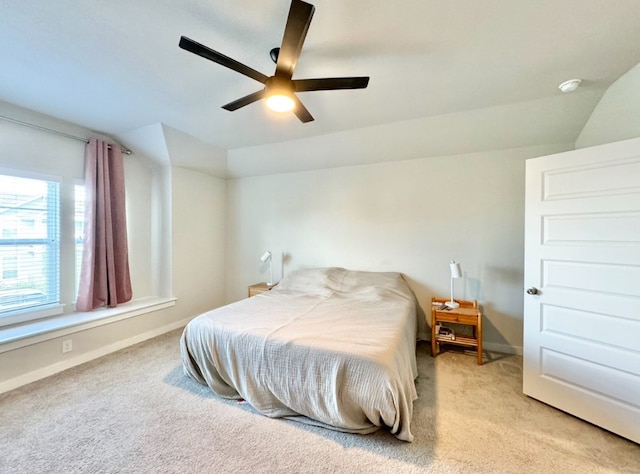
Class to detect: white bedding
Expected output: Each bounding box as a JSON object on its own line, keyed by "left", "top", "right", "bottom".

{"left": 180, "top": 267, "right": 419, "bottom": 441}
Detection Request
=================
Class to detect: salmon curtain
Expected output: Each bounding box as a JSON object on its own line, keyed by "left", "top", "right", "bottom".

{"left": 76, "top": 138, "right": 132, "bottom": 311}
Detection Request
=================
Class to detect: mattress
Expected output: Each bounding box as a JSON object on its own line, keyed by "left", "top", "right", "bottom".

{"left": 180, "top": 267, "right": 418, "bottom": 441}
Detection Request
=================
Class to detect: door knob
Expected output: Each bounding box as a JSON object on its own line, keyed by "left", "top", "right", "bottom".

{"left": 526, "top": 287, "right": 540, "bottom": 295}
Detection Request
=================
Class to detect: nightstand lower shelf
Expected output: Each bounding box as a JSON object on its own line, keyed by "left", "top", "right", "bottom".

{"left": 434, "top": 334, "right": 478, "bottom": 347}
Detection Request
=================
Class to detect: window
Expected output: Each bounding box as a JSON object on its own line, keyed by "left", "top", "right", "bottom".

{"left": 74, "top": 184, "right": 85, "bottom": 297}
{"left": 2, "top": 256, "right": 18, "bottom": 279}
{"left": 0, "top": 173, "right": 60, "bottom": 315}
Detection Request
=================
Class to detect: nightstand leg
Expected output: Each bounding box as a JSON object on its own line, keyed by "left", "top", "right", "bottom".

{"left": 431, "top": 309, "right": 438, "bottom": 357}
{"left": 477, "top": 314, "right": 483, "bottom": 365}
{"left": 431, "top": 329, "right": 438, "bottom": 357}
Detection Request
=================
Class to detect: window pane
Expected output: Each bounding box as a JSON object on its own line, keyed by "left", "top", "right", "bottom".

{"left": 74, "top": 184, "right": 85, "bottom": 297}
{"left": 2, "top": 255, "right": 18, "bottom": 279}
{"left": 0, "top": 174, "right": 60, "bottom": 314}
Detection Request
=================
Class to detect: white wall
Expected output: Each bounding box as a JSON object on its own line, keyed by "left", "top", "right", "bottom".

{"left": 228, "top": 93, "right": 598, "bottom": 178}
{"left": 8, "top": 52, "right": 637, "bottom": 386}
{"left": 0, "top": 104, "right": 227, "bottom": 391}
{"left": 226, "top": 143, "right": 571, "bottom": 352}
{"left": 0, "top": 106, "right": 156, "bottom": 309}
{"left": 0, "top": 110, "right": 85, "bottom": 311}
{"left": 172, "top": 166, "right": 227, "bottom": 316}
{"left": 576, "top": 62, "right": 640, "bottom": 148}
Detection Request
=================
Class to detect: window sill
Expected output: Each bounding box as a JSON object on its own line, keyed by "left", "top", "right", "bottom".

{"left": 0, "top": 296, "right": 176, "bottom": 354}
{"left": 0, "top": 303, "right": 65, "bottom": 327}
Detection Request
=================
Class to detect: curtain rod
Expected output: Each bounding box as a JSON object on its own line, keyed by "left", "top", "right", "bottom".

{"left": 0, "top": 114, "right": 132, "bottom": 155}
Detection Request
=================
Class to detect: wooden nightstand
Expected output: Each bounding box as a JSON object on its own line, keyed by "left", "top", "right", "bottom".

{"left": 248, "top": 282, "right": 277, "bottom": 297}
{"left": 431, "top": 297, "right": 483, "bottom": 365}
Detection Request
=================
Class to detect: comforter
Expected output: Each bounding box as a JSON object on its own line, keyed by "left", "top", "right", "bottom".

{"left": 180, "top": 267, "right": 418, "bottom": 441}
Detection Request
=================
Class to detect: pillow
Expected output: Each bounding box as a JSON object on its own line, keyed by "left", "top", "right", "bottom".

{"left": 275, "top": 267, "right": 408, "bottom": 297}
{"left": 275, "top": 267, "right": 347, "bottom": 294}
{"left": 339, "top": 269, "right": 404, "bottom": 294}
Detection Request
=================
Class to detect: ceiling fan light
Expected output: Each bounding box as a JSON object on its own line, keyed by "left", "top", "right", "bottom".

{"left": 266, "top": 94, "right": 295, "bottom": 113}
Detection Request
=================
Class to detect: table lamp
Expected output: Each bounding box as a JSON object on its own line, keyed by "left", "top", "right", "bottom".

{"left": 260, "top": 251, "right": 273, "bottom": 285}
{"left": 446, "top": 260, "right": 462, "bottom": 309}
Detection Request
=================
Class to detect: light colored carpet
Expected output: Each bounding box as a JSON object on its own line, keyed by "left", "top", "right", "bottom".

{"left": 1, "top": 329, "right": 638, "bottom": 473}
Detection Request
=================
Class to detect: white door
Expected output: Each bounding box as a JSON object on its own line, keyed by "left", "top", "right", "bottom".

{"left": 523, "top": 137, "right": 640, "bottom": 444}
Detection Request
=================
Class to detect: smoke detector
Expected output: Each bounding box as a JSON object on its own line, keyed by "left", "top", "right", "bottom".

{"left": 558, "top": 79, "right": 582, "bottom": 93}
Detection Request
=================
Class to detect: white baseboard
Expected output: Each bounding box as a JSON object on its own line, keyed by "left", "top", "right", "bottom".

{"left": 483, "top": 341, "right": 523, "bottom": 356}
{"left": 0, "top": 316, "right": 191, "bottom": 395}
{"left": 2, "top": 322, "right": 523, "bottom": 396}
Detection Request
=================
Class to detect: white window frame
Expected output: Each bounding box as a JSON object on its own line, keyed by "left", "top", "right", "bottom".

{"left": 0, "top": 157, "right": 177, "bottom": 355}
{"left": 0, "top": 167, "right": 64, "bottom": 327}
{"left": 74, "top": 181, "right": 85, "bottom": 300}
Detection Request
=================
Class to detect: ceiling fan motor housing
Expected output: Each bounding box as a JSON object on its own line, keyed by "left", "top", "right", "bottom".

{"left": 270, "top": 47, "right": 280, "bottom": 63}
{"left": 266, "top": 76, "right": 293, "bottom": 95}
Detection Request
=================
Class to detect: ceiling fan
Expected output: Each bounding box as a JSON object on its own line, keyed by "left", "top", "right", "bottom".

{"left": 179, "top": 0, "right": 370, "bottom": 123}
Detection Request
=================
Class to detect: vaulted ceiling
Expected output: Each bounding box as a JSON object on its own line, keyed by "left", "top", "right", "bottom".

{"left": 2, "top": 1, "right": 640, "bottom": 176}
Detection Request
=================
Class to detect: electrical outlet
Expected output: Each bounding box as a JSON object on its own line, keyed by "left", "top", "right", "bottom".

{"left": 62, "top": 339, "right": 73, "bottom": 354}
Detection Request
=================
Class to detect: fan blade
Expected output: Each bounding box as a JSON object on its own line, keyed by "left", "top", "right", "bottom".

{"left": 293, "top": 77, "right": 370, "bottom": 92}
{"left": 222, "top": 89, "right": 266, "bottom": 111}
{"left": 275, "top": 0, "right": 315, "bottom": 80}
{"left": 292, "top": 95, "right": 314, "bottom": 123}
{"left": 179, "top": 36, "right": 268, "bottom": 84}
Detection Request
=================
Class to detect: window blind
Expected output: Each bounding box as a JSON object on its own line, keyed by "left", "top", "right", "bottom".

{"left": 0, "top": 173, "right": 60, "bottom": 314}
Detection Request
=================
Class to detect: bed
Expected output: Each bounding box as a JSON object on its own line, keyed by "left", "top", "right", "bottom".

{"left": 180, "top": 267, "right": 419, "bottom": 442}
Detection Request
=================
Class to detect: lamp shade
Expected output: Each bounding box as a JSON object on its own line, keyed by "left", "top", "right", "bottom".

{"left": 446, "top": 260, "right": 462, "bottom": 309}
{"left": 450, "top": 261, "right": 462, "bottom": 278}
{"left": 260, "top": 250, "right": 273, "bottom": 285}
